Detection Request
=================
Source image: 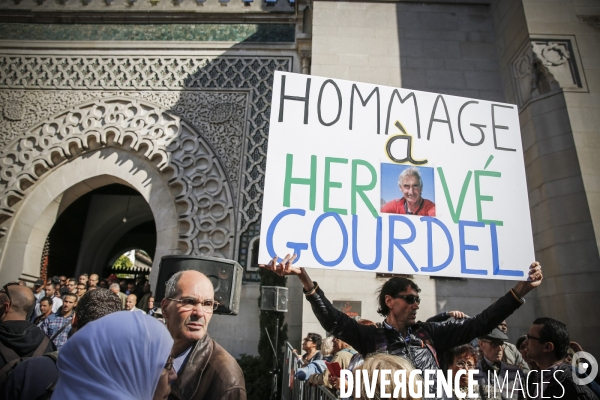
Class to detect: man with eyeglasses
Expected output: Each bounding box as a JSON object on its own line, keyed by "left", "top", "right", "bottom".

{"left": 293, "top": 333, "right": 323, "bottom": 366}
{"left": 261, "top": 256, "right": 543, "bottom": 399}
{"left": 0, "top": 283, "right": 55, "bottom": 371}
{"left": 474, "top": 328, "right": 527, "bottom": 400}
{"left": 76, "top": 284, "right": 87, "bottom": 298}
{"left": 66, "top": 279, "right": 77, "bottom": 295}
{"left": 161, "top": 270, "right": 246, "bottom": 400}
{"left": 524, "top": 318, "right": 598, "bottom": 400}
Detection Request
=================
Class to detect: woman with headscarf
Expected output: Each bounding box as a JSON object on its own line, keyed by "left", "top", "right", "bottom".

{"left": 52, "top": 311, "right": 176, "bottom": 399}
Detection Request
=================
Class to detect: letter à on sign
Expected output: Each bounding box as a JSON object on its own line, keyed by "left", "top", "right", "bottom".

{"left": 260, "top": 71, "right": 533, "bottom": 280}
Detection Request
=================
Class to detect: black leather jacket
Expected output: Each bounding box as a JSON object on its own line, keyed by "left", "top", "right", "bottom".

{"left": 527, "top": 363, "right": 599, "bottom": 400}
{"left": 305, "top": 283, "right": 524, "bottom": 371}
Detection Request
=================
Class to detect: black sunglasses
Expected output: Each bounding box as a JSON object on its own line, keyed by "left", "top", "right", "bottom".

{"left": 1, "top": 282, "right": 19, "bottom": 305}
{"left": 393, "top": 294, "right": 421, "bottom": 305}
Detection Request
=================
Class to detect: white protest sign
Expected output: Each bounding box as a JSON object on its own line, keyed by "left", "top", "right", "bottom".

{"left": 258, "top": 71, "right": 534, "bottom": 280}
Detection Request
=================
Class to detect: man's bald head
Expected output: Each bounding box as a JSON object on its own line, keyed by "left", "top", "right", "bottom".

{"left": 3, "top": 285, "right": 35, "bottom": 317}
{"left": 89, "top": 274, "right": 99, "bottom": 287}
{"left": 164, "top": 270, "right": 214, "bottom": 299}
{"left": 125, "top": 294, "right": 137, "bottom": 311}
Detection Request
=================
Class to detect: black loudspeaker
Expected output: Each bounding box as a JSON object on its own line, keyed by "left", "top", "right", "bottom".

{"left": 260, "top": 286, "right": 289, "bottom": 312}
{"left": 156, "top": 255, "right": 243, "bottom": 315}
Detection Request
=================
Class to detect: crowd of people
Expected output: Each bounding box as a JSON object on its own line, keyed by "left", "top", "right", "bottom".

{"left": 292, "top": 320, "right": 600, "bottom": 400}
{"left": 262, "top": 256, "right": 600, "bottom": 400}
{"left": 0, "top": 259, "right": 598, "bottom": 400}
{"left": 0, "top": 271, "right": 246, "bottom": 400}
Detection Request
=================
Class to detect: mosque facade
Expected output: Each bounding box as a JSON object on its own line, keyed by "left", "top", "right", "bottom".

{"left": 0, "top": 0, "right": 598, "bottom": 357}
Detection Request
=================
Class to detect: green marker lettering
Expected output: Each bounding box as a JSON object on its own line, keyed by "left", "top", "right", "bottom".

{"left": 351, "top": 159, "right": 378, "bottom": 218}
{"left": 323, "top": 157, "right": 349, "bottom": 215}
{"left": 475, "top": 163, "right": 503, "bottom": 226}
{"left": 283, "top": 154, "right": 317, "bottom": 211}
{"left": 438, "top": 167, "right": 472, "bottom": 224}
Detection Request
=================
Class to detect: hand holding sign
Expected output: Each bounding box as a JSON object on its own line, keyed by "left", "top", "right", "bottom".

{"left": 259, "top": 254, "right": 321, "bottom": 294}
{"left": 512, "top": 261, "right": 543, "bottom": 299}
{"left": 260, "top": 254, "right": 300, "bottom": 277}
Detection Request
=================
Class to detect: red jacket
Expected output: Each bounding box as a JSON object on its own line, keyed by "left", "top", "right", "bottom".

{"left": 380, "top": 197, "right": 436, "bottom": 216}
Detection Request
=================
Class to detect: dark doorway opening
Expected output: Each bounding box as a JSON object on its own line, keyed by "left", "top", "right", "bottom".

{"left": 46, "top": 184, "right": 156, "bottom": 280}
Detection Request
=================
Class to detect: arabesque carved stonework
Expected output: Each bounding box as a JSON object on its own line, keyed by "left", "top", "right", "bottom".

{"left": 0, "top": 90, "right": 248, "bottom": 197}
{"left": 0, "top": 97, "right": 235, "bottom": 258}
{"left": 0, "top": 54, "right": 293, "bottom": 271}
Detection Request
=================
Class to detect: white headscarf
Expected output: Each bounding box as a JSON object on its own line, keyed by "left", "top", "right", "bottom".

{"left": 53, "top": 311, "right": 173, "bottom": 399}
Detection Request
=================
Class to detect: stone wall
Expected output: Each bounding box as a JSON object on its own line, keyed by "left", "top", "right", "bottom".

{"left": 306, "top": 0, "right": 537, "bottom": 348}
{"left": 0, "top": 44, "right": 298, "bottom": 357}
{"left": 311, "top": 0, "right": 505, "bottom": 102}
{"left": 489, "top": 0, "right": 600, "bottom": 356}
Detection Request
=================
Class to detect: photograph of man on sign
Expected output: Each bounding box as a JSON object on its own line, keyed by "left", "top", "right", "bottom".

{"left": 380, "top": 165, "right": 436, "bottom": 216}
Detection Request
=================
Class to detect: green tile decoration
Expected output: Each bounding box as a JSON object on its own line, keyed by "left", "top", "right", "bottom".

{"left": 0, "top": 23, "right": 295, "bottom": 42}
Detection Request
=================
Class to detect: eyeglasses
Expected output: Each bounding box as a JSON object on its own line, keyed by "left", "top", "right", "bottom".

{"left": 480, "top": 339, "right": 504, "bottom": 348}
{"left": 393, "top": 294, "right": 421, "bottom": 305}
{"left": 526, "top": 334, "right": 544, "bottom": 342}
{"left": 1, "top": 283, "right": 19, "bottom": 305}
{"left": 454, "top": 360, "right": 476, "bottom": 369}
{"left": 164, "top": 355, "right": 174, "bottom": 371}
{"left": 167, "top": 297, "right": 220, "bottom": 313}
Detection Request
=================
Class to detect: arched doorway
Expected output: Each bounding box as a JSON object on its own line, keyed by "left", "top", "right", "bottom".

{"left": 0, "top": 149, "right": 180, "bottom": 288}
{"left": 46, "top": 184, "right": 156, "bottom": 280}
{"left": 0, "top": 97, "right": 236, "bottom": 288}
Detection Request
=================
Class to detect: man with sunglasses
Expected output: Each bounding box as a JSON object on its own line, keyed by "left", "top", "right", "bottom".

{"left": 0, "top": 283, "right": 55, "bottom": 372}
{"left": 261, "top": 256, "right": 543, "bottom": 398}
{"left": 161, "top": 270, "right": 246, "bottom": 400}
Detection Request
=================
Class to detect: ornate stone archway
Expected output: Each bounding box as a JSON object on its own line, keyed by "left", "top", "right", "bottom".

{"left": 0, "top": 96, "right": 235, "bottom": 283}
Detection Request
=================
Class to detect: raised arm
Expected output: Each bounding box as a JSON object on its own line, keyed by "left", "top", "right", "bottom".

{"left": 259, "top": 255, "right": 376, "bottom": 356}
{"left": 424, "top": 262, "right": 543, "bottom": 353}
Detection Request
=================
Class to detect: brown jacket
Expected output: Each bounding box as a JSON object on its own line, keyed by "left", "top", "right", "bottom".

{"left": 169, "top": 334, "right": 247, "bottom": 400}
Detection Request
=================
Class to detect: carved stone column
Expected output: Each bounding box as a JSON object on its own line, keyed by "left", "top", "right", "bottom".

{"left": 300, "top": 49, "right": 311, "bottom": 75}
